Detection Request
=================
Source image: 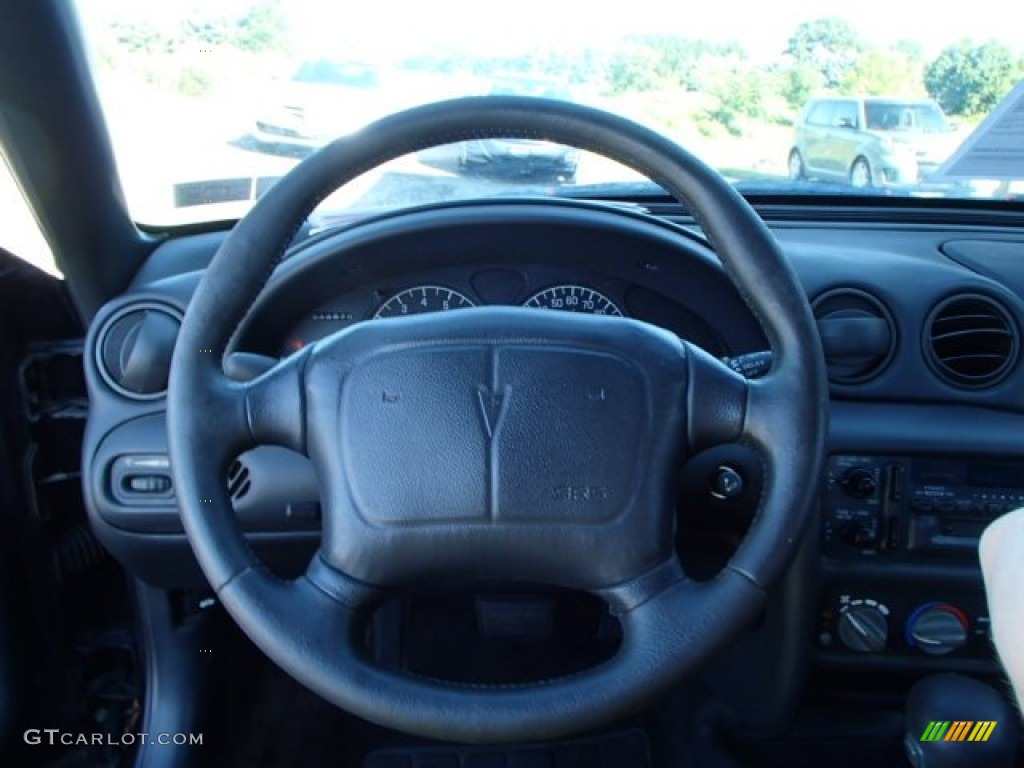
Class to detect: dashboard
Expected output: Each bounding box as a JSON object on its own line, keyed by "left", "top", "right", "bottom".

{"left": 81, "top": 197, "right": 1024, "bottom": 700}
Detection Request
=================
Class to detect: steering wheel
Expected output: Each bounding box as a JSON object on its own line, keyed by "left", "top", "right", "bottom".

{"left": 167, "top": 96, "right": 827, "bottom": 744}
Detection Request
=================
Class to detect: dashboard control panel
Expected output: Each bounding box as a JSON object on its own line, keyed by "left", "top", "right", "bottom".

{"left": 818, "top": 591, "right": 991, "bottom": 661}
{"left": 818, "top": 453, "right": 1011, "bottom": 667}
{"left": 823, "top": 454, "right": 1024, "bottom": 560}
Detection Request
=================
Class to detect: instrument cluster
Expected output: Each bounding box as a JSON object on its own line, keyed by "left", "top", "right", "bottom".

{"left": 281, "top": 279, "right": 626, "bottom": 355}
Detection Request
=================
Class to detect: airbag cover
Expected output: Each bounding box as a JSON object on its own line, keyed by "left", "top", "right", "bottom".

{"left": 306, "top": 308, "right": 688, "bottom": 588}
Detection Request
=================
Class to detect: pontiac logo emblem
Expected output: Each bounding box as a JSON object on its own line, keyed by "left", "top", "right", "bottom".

{"left": 476, "top": 385, "right": 508, "bottom": 440}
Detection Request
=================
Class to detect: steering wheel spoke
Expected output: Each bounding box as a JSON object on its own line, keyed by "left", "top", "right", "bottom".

{"left": 240, "top": 348, "right": 309, "bottom": 453}
{"left": 685, "top": 343, "right": 750, "bottom": 453}
{"left": 595, "top": 556, "right": 688, "bottom": 615}
{"left": 304, "top": 549, "right": 382, "bottom": 610}
{"left": 742, "top": 367, "right": 818, "bottom": 447}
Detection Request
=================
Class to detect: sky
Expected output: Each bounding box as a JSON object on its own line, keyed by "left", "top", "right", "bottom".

{"left": 77, "top": 0, "right": 1024, "bottom": 62}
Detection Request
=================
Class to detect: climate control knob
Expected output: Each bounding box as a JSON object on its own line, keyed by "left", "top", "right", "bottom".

{"left": 906, "top": 603, "right": 969, "bottom": 656}
{"left": 837, "top": 603, "right": 889, "bottom": 652}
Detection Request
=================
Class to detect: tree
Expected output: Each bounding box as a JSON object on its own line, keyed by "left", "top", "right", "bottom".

{"left": 841, "top": 50, "right": 923, "bottom": 97}
{"left": 702, "top": 68, "right": 768, "bottom": 136}
{"left": 181, "top": 18, "right": 232, "bottom": 47}
{"left": 632, "top": 36, "right": 742, "bottom": 91}
{"left": 110, "top": 2, "right": 290, "bottom": 57}
{"left": 233, "top": 1, "right": 289, "bottom": 53}
{"left": 786, "top": 17, "right": 862, "bottom": 88}
{"left": 607, "top": 44, "right": 664, "bottom": 93}
{"left": 925, "top": 40, "right": 1023, "bottom": 116}
{"left": 893, "top": 39, "right": 924, "bottom": 63}
{"left": 605, "top": 36, "right": 744, "bottom": 94}
{"left": 780, "top": 63, "right": 824, "bottom": 110}
{"left": 112, "top": 21, "right": 176, "bottom": 54}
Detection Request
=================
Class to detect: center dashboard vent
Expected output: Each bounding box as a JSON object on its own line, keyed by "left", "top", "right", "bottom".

{"left": 925, "top": 294, "right": 1018, "bottom": 389}
{"left": 812, "top": 288, "right": 896, "bottom": 385}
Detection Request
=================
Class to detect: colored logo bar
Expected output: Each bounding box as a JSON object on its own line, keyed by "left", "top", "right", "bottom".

{"left": 921, "top": 721, "right": 997, "bottom": 742}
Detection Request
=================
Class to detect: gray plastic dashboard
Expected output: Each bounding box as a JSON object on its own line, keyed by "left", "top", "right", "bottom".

{"left": 81, "top": 199, "right": 1024, "bottom": 588}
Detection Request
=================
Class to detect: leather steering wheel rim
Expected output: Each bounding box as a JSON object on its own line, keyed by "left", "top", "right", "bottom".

{"left": 167, "top": 96, "right": 828, "bottom": 744}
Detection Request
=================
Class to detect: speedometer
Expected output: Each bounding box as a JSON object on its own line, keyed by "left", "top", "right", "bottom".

{"left": 523, "top": 285, "right": 623, "bottom": 316}
{"left": 374, "top": 286, "right": 476, "bottom": 318}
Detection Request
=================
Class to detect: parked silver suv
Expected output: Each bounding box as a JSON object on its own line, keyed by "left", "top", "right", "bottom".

{"left": 788, "top": 96, "right": 960, "bottom": 188}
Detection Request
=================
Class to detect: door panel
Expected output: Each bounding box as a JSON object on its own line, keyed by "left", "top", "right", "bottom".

{"left": 801, "top": 101, "right": 835, "bottom": 176}
{"left": 828, "top": 100, "right": 862, "bottom": 178}
{"left": 0, "top": 246, "right": 140, "bottom": 767}
{"left": 0, "top": 561, "right": 17, "bottom": 756}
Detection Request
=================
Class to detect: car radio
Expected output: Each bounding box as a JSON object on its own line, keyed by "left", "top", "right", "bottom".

{"left": 822, "top": 454, "right": 1024, "bottom": 559}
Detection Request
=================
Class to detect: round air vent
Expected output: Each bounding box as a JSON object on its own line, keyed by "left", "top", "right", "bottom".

{"left": 925, "top": 294, "right": 1018, "bottom": 389}
{"left": 812, "top": 289, "right": 896, "bottom": 384}
{"left": 96, "top": 303, "right": 182, "bottom": 399}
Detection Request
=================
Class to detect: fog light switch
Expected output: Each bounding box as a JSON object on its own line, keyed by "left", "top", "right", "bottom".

{"left": 710, "top": 465, "right": 744, "bottom": 500}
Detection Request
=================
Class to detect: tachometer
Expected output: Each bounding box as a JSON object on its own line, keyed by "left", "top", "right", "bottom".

{"left": 374, "top": 286, "right": 476, "bottom": 318}
{"left": 523, "top": 285, "right": 623, "bottom": 316}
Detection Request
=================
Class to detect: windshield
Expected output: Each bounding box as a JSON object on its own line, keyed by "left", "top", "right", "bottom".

{"left": 74, "top": 0, "right": 1024, "bottom": 225}
{"left": 864, "top": 102, "right": 950, "bottom": 132}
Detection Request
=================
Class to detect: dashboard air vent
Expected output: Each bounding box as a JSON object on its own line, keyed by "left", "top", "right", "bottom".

{"left": 926, "top": 294, "right": 1018, "bottom": 389}
{"left": 95, "top": 303, "right": 181, "bottom": 399}
{"left": 812, "top": 289, "right": 896, "bottom": 384}
{"left": 227, "top": 459, "right": 252, "bottom": 501}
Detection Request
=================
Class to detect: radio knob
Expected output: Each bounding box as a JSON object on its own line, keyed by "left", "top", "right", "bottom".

{"left": 838, "top": 521, "right": 878, "bottom": 547}
{"left": 907, "top": 603, "right": 969, "bottom": 656}
{"left": 837, "top": 604, "right": 889, "bottom": 653}
{"left": 839, "top": 468, "right": 877, "bottom": 499}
